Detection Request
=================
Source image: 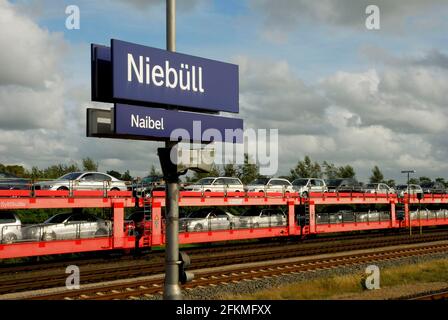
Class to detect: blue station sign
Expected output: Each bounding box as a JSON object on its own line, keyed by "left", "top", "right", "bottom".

{"left": 111, "top": 39, "right": 239, "bottom": 113}
{"left": 90, "top": 40, "right": 242, "bottom": 143}
{"left": 114, "top": 104, "right": 243, "bottom": 143}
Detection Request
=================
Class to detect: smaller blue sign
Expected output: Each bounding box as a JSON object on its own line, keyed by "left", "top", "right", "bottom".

{"left": 114, "top": 104, "right": 243, "bottom": 143}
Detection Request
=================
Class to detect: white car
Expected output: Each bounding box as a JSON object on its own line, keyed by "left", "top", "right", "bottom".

{"left": 35, "top": 172, "right": 128, "bottom": 191}
{"left": 245, "top": 177, "right": 294, "bottom": 193}
{"left": 395, "top": 184, "right": 423, "bottom": 197}
{"left": 183, "top": 177, "right": 244, "bottom": 193}
{"left": 0, "top": 211, "right": 22, "bottom": 243}
{"left": 238, "top": 208, "right": 287, "bottom": 228}
{"left": 363, "top": 183, "right": 395, "bottom": 194}
{"left": 179, "top": 208, "right": 236, "bottom": 232}
{"left": 291, "top": 178, "right": 327, "bottom": 197}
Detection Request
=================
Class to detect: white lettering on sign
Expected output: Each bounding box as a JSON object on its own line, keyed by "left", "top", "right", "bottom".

{"left": 131, "top": 114, "right": 165, "bottom": 130}
{"left": 127, "top": 53, "right": 205, "bottom": 93}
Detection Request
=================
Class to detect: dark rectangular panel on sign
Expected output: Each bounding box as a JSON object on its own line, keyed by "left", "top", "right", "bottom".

{"left": 111, "top": 39, "right": 239, "bottom": 113}
{"left": 91, "top": 44, "right": 113, "bottom": 102}
{"left": 114, "top": 104, "right": 243, "bottom": 143}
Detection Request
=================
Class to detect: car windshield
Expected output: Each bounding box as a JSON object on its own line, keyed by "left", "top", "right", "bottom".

{"left": 326, "top": 179, "right": 343, "bottom": 187}
{"left": 195, "top": 178, "right": 215, "bottom": 185}
{"left": 44, "top": 213, "right": 72, "bottom": 224}
{"left": 58, "top": 172, "right": 83, "bottom": 180}
{"left": 292, "top": 179, "right": 308, "bottom": 186}
{"left": 420, "top": 182, "right": 433, "bottom": 188}
{"left": 187, "top": 209, "right": 210, "bottom": 219}
{"left": 249, "top": 178, "right": 269, "bottom": 185}
{"left": 240, "top": 208, "right": 260, "bottom": 216}
{"left": 142, "top": 176, "right": 161, "bottom": 183}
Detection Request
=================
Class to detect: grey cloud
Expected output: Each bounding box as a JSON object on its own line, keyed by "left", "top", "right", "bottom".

{"left": 109, "top": 0, "right": 203, "bottom": 11}
{"left": 236, "top": 53, "right": 448, "bottom": 180}
{"left": 361, "top": 46, "right": 448, "bottom": 70}
{"left": 249, "top": 0, "right": 448, "bottom": 34}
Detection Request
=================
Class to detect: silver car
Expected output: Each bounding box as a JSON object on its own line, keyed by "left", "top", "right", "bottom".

{"left": 183, "top": 177, "right": 244, "bottom": 193}
{"left": 238, "top": 208, "right": 287, "bottom": 228}
{"left": 35, "top": 171, "right": 128, "bottom": 191}
{"left": 245, "top": 177, "right": 294, "bottom": 193}
{"left": 291, "top": 178, "right": 327, "bottom": 197}
{"left": 23, "top": 212, "right": 111, "bottom": 241}
{"left": 356, "top": 210, "right": 391, "bottom": 222}
{"left": 363, "top": 183, "right": 395, "bottom": 194}
{"left": 179, "top": 208, "right": 236, "bottom": 232}
{"left": 0, "top": 211, "right": 22, "bottom": 243}
{"left": 395, "top": 184, "right": 423, "bottom": 197}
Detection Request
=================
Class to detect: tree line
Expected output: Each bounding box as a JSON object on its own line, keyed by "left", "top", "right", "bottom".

{"left": 2, "top": 155, "right": 447, "bottom": 187}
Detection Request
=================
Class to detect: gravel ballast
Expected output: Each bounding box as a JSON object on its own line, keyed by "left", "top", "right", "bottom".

{"left": 146, "top": 252, "right": 448, "bottom": 300}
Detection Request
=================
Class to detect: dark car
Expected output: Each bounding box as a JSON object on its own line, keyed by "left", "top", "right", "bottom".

{"left": 420, "top": 181, "right": 445, "bottom": 194}
{"left": 325, "top": 178, "right": 362, "bottom": 193}
{"left": 0, "top": 172, "right": 31, "bottom": 190}
{"left": 132, "top": 175, "right": 165, "bottom": 195}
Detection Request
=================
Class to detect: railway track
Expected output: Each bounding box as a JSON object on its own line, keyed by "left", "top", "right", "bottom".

{"left": 408, "top": 289, "right": 448, "bottom": 300}
{"left": 1, "top": 227, "right": 445, "bottom": 274}
{"left": 2, "top": 231, "right": 448, "bottom": 295}
{"left": 26, "top": 242, "right": 448, "bottom": 300}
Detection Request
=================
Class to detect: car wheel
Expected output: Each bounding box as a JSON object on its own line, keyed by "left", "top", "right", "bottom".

{"left": 42, "top": 232, "right": 56, "bottom": 241}
{"left": 2, "top": 233, "right": 17, "bottom": 244}
{"left": 57, "top": 186, "right": 69, "bottom": 191}
{"left": 302, "top": 192, "right": 309, "bottom": 198}
{"left": 194, "top": 224, "right": 203, "bottom": 232}
{"left": 110, "top": 187, "right": 120, "bottom": 191}
{"left": 95, "top": 229, "right": 108, "bottom": 237}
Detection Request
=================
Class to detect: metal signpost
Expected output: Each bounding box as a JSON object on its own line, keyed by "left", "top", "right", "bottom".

{"left": 87, "top": 0, "right": 241, "bottom": 300}
{"left": 163, "top": 0, "right": 181, "bottom": 300}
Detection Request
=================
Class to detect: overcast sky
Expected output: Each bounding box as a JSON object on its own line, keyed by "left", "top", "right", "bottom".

{"left": 1, "top": 0, "right": 448, "bottom": 182}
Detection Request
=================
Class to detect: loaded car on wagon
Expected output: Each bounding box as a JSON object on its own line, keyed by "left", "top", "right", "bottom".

{"left": 0, "top": 211, "right": 22, "bottom": 244}
{"left": 179, "top": 207, "right": 236, "bottom": 232}
{"left": 395, "top": 184, "right": 423, "bottom": 197}
{"left": 34, "top": 171, "right": 128, "bottom": 191}
{"left": 0, "top": 172, "right": 31, "bottom": 190}
{"left": 183, "top": 177, "right": 244, "bottom": 193}
{"left": 325, "top": 178, "right": 362, "bottom": 193}
{"left": 363, "top": 183, "right": 395, "bottom": 194}
{"left": 238, "top": 208, "right": 287, "bottom": 228}
{"left": 420, "top": 181, "right": 446, "bottom": 194}
{"left": 291, "top": 178, "right": 327, "bottom": 197}
{"left": 22, "top": 212, "right": 112, "bottom": 241}
{"left": 245, "top": 177, "right": 294, "bottom": 193}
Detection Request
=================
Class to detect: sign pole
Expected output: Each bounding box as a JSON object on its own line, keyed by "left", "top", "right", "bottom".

{"left": 162, "top": 0, "right": 182, "bottom": 300}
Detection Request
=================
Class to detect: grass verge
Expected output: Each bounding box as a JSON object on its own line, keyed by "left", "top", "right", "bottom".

{"left": 221, "top": 258, "right": 448, "bottom": 300}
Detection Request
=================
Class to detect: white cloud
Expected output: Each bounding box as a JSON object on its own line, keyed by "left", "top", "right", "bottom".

{"left": 0, "top": 0, "right": 66, "bottom": 130}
